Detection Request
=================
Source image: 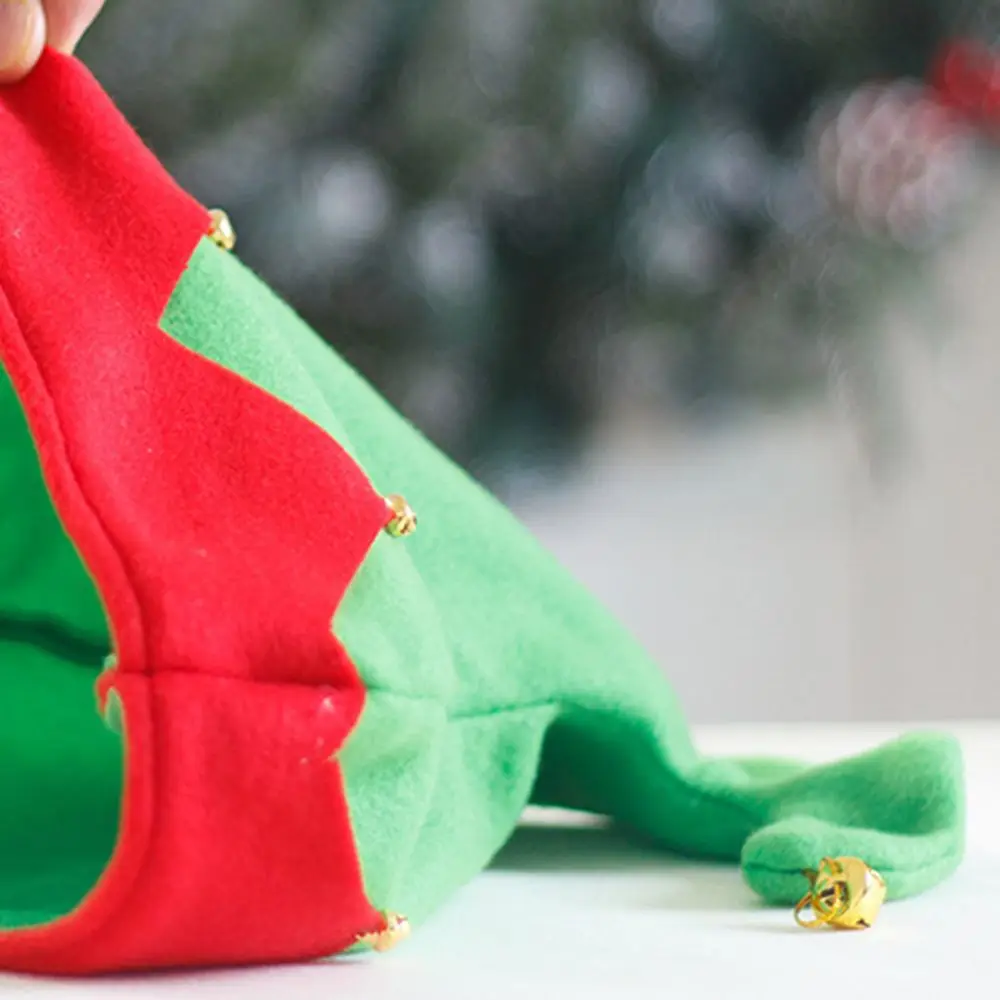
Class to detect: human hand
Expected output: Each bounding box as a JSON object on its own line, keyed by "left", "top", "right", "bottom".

{"left": 0, "top": 0, "right": 104, "bottom": 82}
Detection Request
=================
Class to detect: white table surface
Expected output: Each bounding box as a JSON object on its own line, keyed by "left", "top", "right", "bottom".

{"left": 1, "top": 722, "right": 994, "bottom": 999}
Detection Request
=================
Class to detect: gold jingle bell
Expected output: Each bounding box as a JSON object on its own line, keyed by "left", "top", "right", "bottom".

{"left": 208, "top": 208, "right": 237, "bottom": 252}
{"left": 794, "top": 857, "right": 886, "bottom": 931}
{"left": 384, "top": 494, "right": 417, "bottom": 538}
{"left": 356, "top": 912, "right": 411, "bottom": 953}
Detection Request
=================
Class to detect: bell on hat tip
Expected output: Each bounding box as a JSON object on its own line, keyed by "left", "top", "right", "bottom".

{"left": 794, "top": 857, "right": 886, "bottom": 931}
{"left": 384, "top": 494, "right": 417, "bottom": 538}
{"left": 208, "top": 208, "right": 237, "bottom": 251}
{"left": 356, "top": 912, "right": 411, "bottom": 952}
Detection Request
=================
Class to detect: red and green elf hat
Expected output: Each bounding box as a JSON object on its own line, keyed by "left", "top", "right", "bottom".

{"left": 0, "top": 52, "right": 964, "bottom": 976}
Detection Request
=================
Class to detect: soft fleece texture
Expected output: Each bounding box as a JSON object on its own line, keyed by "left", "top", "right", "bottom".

{"left": 162, "top": 243, "right": 965, "bottom": 916}
{"left": 0, "top": 363, "right": 107, "bottom": 653}
{"left": 0, "top": 52, "right": 393, "bottom": 973}
{"left": 0, "top": 52, "right": 965, "bottom": 976}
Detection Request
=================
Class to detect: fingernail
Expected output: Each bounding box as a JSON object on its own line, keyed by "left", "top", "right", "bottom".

{"left": 0, "top": 0, "right": 45, "bottom": 83}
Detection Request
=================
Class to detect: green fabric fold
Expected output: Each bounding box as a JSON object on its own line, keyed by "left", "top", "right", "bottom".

{"left": 159, "top": 237, "right": 965, "bottom": 920}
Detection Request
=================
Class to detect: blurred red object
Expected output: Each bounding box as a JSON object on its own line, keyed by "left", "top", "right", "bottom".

{"left": 932, "top": 40, "right": 1000, "bottom": 126}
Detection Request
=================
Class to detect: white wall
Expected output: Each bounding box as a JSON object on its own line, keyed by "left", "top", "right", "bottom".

{"left": 516, "top": 180, "right": 1000, "bottom": 724}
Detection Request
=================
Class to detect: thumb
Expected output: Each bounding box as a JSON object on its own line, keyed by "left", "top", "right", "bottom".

{"left": 0, "top": 0, "right": 46, "bottom": 83}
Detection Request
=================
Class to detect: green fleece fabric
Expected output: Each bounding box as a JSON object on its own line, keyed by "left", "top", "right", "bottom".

{"left": 159, "top": 237, "right": 964, "bottom": 917}
{"left": 0, "top": 640, "right": 120, "bottom": 928}
{"left": 0, "top": 368, "right": 118, "bottom": 930}
{"left": 0, "top": 364, "right": 108, "bottom": 649}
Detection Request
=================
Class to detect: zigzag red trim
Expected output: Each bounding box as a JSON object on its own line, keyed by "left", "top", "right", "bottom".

{"left": 0, "top": 50, "right": 386, "bottom": 974}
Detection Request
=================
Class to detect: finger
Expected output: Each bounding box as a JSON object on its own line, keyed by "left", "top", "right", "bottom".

{"left": 43, "top": 0, "right": 103, "bottom": 54}
{"left": 0, "top": 0, "right": 46, "bottom": 83}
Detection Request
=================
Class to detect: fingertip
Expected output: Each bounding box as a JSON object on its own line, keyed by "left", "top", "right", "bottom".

{"left": 44, "top": 0, "right": 104, "bottom": 54}
{"left": 0, "top": 0, "right": 46, "bottom": 83}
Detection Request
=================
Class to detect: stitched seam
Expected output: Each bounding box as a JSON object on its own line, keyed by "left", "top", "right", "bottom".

{"left": 0, "top": 287, "right": 161, "bottom": 962}
{"left": 0, "top": 286, "right": 149, "bottom": 675}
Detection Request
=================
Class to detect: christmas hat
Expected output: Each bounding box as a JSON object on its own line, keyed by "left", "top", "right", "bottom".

{"left": 0, "top": 53, "right": 963, "bottom": 976}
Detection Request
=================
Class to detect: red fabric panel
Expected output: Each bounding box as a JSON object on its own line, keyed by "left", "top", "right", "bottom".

{"left": 0, "top": 51, "right": 387, "bottom": 974}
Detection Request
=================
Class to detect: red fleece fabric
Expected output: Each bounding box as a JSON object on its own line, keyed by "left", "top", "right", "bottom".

{"left": 0, "top": 52, "right": 390, "bottom": 974}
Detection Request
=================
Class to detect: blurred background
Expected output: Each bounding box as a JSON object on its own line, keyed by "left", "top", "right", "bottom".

{"left": 79, "top": 0, "right": 1000, "bottom": 723}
